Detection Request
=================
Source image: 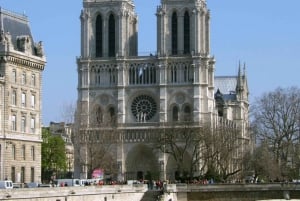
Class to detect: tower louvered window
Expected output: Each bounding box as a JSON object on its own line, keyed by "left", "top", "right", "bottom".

{"left": 171, "top": 12, "right": 178, "bottom": 55}
{"left": 184, "top": 11, "right": 190, "bottom": 54}
{"left": 108, "top": 14, "right": 116, "bottom": 57}
{"left": 96, "top": 15, "right": 103, "bottom": 57}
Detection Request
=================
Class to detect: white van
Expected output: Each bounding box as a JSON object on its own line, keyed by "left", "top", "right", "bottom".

{"left": 0, "top": 180, "right": 13, "bottom": 189}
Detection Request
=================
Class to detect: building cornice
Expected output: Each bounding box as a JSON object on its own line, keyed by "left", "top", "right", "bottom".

{"left": 0, "top": 54, "right": 46, "bottom": 71}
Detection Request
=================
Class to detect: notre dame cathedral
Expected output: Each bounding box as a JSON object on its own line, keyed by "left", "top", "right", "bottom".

{"left": 74, "top": 0, "right": 251, "bottom": 182}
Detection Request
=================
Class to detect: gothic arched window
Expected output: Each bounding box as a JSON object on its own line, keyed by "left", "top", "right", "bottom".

{"left": 108, "top": 107, "right": 116, "bottom": 124}
{"left": 108, "top": 14, "right": 116, "bottom": 57}
{"left": 96, "top": 14, "right": 103, "bottom": 57}
{"left": 183, "top": 11, "right": 190, "bottom": 54}
{"left": 183, "top": 105, "right": 192, "bottom": 121}
{"left": 171, "top": 12, "right": 178, "bottom": 55}
{"left": 96, "top": 107, "right": 103, "bottom": 124}
{"left": 172, "top": 106, "right": 179, "bottom": 122}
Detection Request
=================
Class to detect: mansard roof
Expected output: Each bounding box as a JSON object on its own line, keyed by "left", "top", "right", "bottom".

{"left": 0, "top": 8, "right": 33, "bottom": 45}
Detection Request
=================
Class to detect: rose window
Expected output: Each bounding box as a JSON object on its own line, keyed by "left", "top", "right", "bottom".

{"left": 131, "top": 95, "right": 157, "bottom": 121}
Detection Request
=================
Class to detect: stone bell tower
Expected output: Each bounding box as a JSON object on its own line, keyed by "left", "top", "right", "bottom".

{"left": 80, "top": 0, "right": 138, "bottom": 58}
{"left": 157, "top": 0, "right": 209, "bottom": 57}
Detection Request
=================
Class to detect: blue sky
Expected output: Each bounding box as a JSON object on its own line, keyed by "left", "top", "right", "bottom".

{"left": 1, "top": 0, "right": 300, "bottom": 126}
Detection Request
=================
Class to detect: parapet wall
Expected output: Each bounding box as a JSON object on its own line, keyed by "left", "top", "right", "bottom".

{"left": 1, "top": 183, "right": 300, "bottom": 201}
{"left": 0, "top": 184, "right": 148, "bottom": 201}
{"left": 164, "top": 183, "right": 300, "bottom": 201}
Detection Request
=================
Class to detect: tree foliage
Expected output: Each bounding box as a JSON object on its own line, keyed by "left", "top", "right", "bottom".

{"left": 156, "top": 122, "right": 243, "bottom": 182}
{"left": 41, "top": 127, "right": 67, "bottom": 181}
{"left": 251, "top": 86, "right": 300, "bottom": 179}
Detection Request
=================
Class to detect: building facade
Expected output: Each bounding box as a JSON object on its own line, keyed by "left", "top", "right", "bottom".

{"left": 74, "top": 0, "right": 250, "bottom": 182}
{"left": 0, "top": 8, "right": 46, "bottom": 183}
{"left": 49, "top": 122, "right": 74, "bottom": 176}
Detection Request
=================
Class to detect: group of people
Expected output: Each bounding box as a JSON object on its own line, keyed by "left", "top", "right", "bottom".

{"left": 145, "top": 180, "right": 164, "bottom": 190}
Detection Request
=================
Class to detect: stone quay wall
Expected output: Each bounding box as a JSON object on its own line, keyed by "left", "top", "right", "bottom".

{"left": 0, "top": 184, "right": 148, "bottom": 201}
{"left": 164, "top": 183, "right": 300, "bottom": 201}
{"left": 1, "top": 183, "right": 300, "bottom": 201}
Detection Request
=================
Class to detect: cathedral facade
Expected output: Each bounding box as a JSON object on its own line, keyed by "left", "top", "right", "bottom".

{"left": 74, "top": 0, "right": 250, "bottom": 182}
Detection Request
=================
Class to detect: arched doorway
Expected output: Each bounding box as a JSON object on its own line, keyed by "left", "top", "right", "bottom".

{"left": 125, "top": 144, "right": 159, "bottom": 181}
{"left": 166, "top": 150, "right": 192, "bottom": 182}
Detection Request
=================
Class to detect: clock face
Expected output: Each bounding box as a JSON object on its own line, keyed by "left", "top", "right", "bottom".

{"left": 131, "top": 95, "right": 157, "bottom": 121}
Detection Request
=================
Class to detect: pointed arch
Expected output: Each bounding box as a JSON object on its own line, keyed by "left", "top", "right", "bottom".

{"left": 108, "top": 13, "right": 116, "bottom": 57}
{"left": 95, "top": 106, "right": 103, "bottom": 124}
{"left": 172, "top": 105, "right": 179, "bottom": 122}
{"left": 125, "top": 144, "right": 159, "bottom": 180}
{"left": 183, "top": 10, "right": 190, "bottom": 54}
{"left": 171, "top": 11, "right": 178, "bottom": 55}
{"left": 183, "top": 104, "right": 192, "bottom": 121}
{"left": 107, "top": 106, "right": 116, "bottom": 125}
{"left": 95, "top": 14, "right": 103, "bottom": 57}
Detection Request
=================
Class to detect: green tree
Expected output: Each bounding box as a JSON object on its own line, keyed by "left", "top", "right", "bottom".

{"left": 42, "top": 127, "right": 67, "bottom": 182}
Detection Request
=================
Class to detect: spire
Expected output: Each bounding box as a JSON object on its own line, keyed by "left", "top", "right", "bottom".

{"left": 236, "top": 61, "right": 243, "bottom": 93}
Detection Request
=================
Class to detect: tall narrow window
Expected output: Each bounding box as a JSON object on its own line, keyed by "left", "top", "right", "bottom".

{"left": 12, "top": 69, "right": 16, "bottom": 83}
{"left": 31, "top": 146, "right": 35, "bottom": 161}
{"left": 184, "top": 11, "right": 190, "bottom": 54}
{"left": 183, "top": 105, "right": 192, "bottom": 121}
{"left": 21, "top": 92, "right": 26, "bottom": 107}
{"left": 22, "top": 72, "right": 26, "bottom": 85}
{"left": 21, "top": 116, "right": 26, "bottom": 132}
{"left": 12, "top": 145, "right": 16, "bottom": 160}
{"left": 172, "top": 106, "right": 179, "bottom": 121}
{"left": 11, "top": 115, "right": 16, "bottom": 131}
{"left": 12, "top": 90, "right": 16, "bottom": 105}
{"left": 21, "top": 167, "right": 25, "bottom": 183}
{"left": 108, "top": 107, "right": 115, "bottom": 124}
{"left": 31, "top": 117, "right": 35, "bottom": 133}
{"left": 11, "top": 167, "right": 15, "bottom": 182}
{"left": 96, "top": 15, "right": 103, "bottom": 57}
{"left": 108, "top": 14, "right": 116, "bottom": 57}
{"left": 22, "top": 145, "right": 26, "bottom": 160}
{"left": 171, "top": 12, "right": 178, "bottom": 55}
{"left": 30, "top": 167, "right": 34, "bottom": 182}
{"left": 31, "top": 94, "right": 35, "bottom": 108}
{"left": 31, "top": 74, "right": 36, "bottom": 86}
{"left": 96, "top": 107, "right": 103, "bottom": 124}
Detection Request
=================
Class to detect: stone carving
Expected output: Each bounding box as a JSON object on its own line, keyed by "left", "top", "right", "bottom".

{"left": 35, "top": 41, "right": 44, "bottom": 57}
{"left": 17, "top": 35, "right": 32, "bottom": 53}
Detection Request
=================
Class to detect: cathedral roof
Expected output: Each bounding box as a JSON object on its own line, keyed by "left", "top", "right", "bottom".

{"left": 214, "top": 76, "right": 237, "bottom": 101}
